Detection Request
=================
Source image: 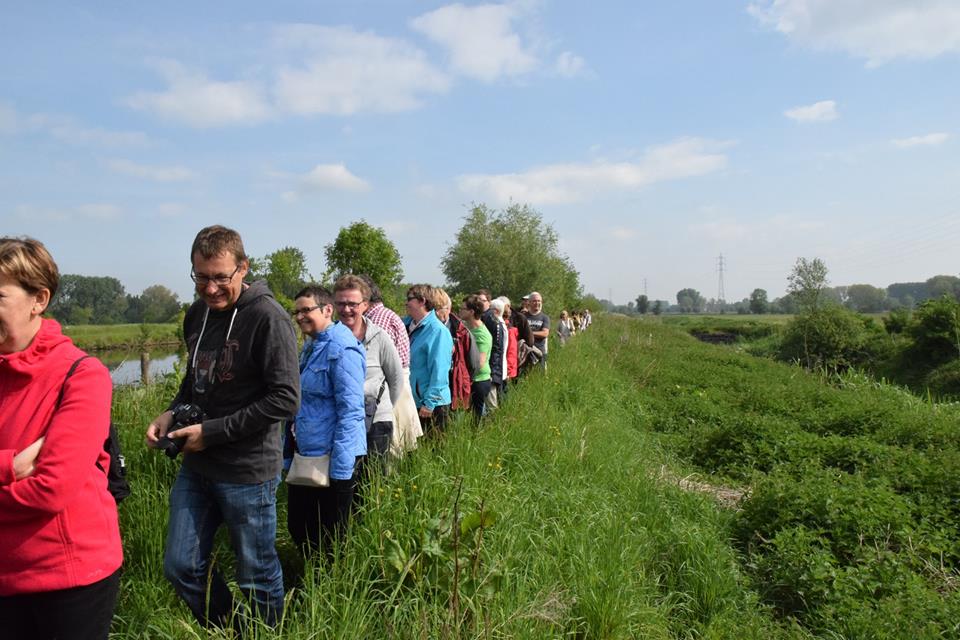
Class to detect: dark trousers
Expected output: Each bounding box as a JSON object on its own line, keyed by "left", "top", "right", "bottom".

{"left": 287, "top": 476, "right": 357, "bottom": 558}
{"left": 0, "top": 568, "right": 120, "bottom": 640}
{"left": 470, "top": 379, "right": 492, "bottom": 419}
{"left": 420, "top": 404, "right": 449, "bottom": 435}
{"left": 354, "top": 420, "right": 394, "bottom": 511}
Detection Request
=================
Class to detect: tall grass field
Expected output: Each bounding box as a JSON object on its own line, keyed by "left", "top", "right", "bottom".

{"left": 108, "top": 315, "right": 959, "bottom": 638}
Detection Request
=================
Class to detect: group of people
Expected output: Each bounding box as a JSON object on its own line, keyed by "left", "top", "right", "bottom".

{"left": 0, "top": 225, "right": 593, "bottom": 638}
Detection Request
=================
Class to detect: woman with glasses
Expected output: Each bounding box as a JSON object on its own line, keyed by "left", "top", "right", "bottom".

{"left": 285, "top": 285, "right": 366, "bottom": 557}
{"left": 0, "top": 237, "right": 122, "bottom": 640}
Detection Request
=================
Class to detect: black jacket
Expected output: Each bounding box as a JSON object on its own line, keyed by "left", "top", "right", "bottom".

{"left": 172, "top": 280, "right": 301, "bottom": 483}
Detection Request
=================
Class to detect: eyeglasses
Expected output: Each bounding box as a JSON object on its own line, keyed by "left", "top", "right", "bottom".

{"left": 335, "top": 300, "right": 364, "bottom": 309}
{"left": 191, "top": 265, "right": 241, "bottom": 287}
{"left": 406, "top": 295, "right": 421, "bottom": 302}
{"left": 291, "top": 305, "right": 321, "bottom": 317}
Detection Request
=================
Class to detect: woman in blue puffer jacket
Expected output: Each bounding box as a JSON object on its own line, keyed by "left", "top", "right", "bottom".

{"left": 286, "top": 285, "right": 366, "bottom": 555}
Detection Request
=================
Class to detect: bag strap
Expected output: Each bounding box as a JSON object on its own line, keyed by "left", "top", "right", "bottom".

{"left": 376, "top": 378, "right": 387, "bottom": 403}
{"left": 56, "top": 356, "right": 92, "bottom": 409}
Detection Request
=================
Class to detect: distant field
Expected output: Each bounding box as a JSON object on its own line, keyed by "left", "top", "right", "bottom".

{"left": 62, "top": 323, "right": 180, "bottom": 350}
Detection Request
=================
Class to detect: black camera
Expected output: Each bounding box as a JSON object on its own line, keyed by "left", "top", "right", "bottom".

{"left": 156, "top": 402, "right": 205, "bottom": 459}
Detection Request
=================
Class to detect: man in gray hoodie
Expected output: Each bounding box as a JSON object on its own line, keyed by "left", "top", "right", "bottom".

{"left": 145, "top": 225, "right": 300, "bottom": 629}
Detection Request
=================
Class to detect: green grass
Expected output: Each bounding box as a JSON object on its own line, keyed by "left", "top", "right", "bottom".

{"left": 63, "top": 323, "right": 181, "bottom": 350}
{"left": 110, "top": 319, "right": 803, "bottom": 639}
{"left": 108, "top": 314, "right": 959, "bottom": 638}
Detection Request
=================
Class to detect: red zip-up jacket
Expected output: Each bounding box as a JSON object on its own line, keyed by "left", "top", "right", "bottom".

{"left": 0, "top": 319, "right": 122, "bottom": 595}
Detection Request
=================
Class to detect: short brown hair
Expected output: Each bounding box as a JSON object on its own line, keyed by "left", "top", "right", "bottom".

{"left": 295, "top": 284, "right": 333, "bottom": 308}
{"left": 191, "top": 225, "right": 247, "bottom": 264}
{"left": 0, "top": 236, "right": 60, "bottom": 298}
{"left": 407, "top": 284, "right": 434, "bottom": 310}
{"left": 333, "top": 274, "right": 371, "bottom": 301}
{"left": 462, "top": 294, "right": 485, "bottom": 318}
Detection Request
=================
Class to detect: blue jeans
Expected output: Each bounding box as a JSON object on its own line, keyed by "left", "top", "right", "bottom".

{"left": 163, "top": 467, "right": 284, "bottom": 628}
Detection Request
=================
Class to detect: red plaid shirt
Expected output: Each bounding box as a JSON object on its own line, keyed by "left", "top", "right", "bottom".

{"left": 365, "top": 302, "right": 410, "bottom": 368}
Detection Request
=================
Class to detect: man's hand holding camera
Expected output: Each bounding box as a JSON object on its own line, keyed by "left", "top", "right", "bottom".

{"left": 146, "top": 403, "right": 207, "bottom": 457}
{"left": 165, "top": 423, "right": 205, "bottom": 453}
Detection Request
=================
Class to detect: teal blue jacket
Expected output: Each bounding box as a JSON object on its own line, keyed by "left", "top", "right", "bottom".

{"left": 404, "top": 310, "right": 453, "bottom": 410}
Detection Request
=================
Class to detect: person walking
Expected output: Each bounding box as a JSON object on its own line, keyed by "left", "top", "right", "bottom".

{"left": 145, "top": 225, "right": 300, "bottom": 629}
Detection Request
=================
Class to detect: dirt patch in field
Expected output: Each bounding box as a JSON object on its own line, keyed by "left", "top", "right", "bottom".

{"left": 655, "top": 465, "right": 747, "bottom": 509}
{"left": 690, "top": 330, "right": 737, "bottom": 345}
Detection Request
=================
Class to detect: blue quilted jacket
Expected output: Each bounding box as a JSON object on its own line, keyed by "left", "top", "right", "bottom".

{"left": 287, "top": 322, "right": 366, "bottom": 480}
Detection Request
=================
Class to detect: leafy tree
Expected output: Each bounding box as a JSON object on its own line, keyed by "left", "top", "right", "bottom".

{"left": 676, "top": 288, "right": 705, "bottom": 313}
{"left": 323, "top": 220, "right": 403, "bottom": 292}
{"left": 845, "top": 284, "right": 886, "bottom": 313}
{"left": 787, "top": 257, "right": 829, "bottom": 313}
{"left": 652, "top": 300, "right": 663, "bottom": 316}
{"left": 887, "top": 282, "right": 927, "bottom": 307}
{"left": 140, "top": 285, "right": 181, "bottom": 323}
{"left": 908, "top": 296, "right": 960, "bottom": 365}
{"left": 50, "top": 274, "right": 127, "bottom": 324}
{"left": 749, "top": 288, "right": 769, "bottom": 314}
{"left": 926, "top": 275, "right": 960, "bottom": 301}
{"left": 124, "top": 294, "right": 146, "bottom": 323}
{"left": 579, "top": 294, "right": 604, "bottom": 313}
{"left": 250, "top": 246, "right": 312, "bottom": 309}
{"left": 635, "top": 294, "right": 650, "bottom": 314}
{"left": 441, "top": 203, "right": 581, "bottom": 315}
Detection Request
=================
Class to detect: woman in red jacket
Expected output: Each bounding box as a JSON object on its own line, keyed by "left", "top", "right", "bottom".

{"left": 0, "top": 237, "right": 122, "bottom": 640}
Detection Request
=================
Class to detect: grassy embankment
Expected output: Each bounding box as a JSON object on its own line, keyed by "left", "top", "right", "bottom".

{"left": 109, "top": 315, "right": 958, "bottom": 638}
{"left": 63, "top": 323, "right": 180, "bottom": 351}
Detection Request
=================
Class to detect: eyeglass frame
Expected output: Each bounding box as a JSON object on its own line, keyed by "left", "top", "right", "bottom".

{"left": 334, "top": 300, "right": 365, "bottom": 310}
{"left": 190, "top": 264, "right": 242, "bottom": 287}
{"left": 291, "top": 304, "right": 323, "bottom": 318}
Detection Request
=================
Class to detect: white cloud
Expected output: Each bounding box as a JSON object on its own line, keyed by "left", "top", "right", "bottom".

{"left": 13, "top": 202, "right": 125, "bottom": 221}
{"left": 555, "top": 51, "right": 586, "bottom": 77}
{"left": 108, "top": 158, "right": 197, "bottom": 182}
{"left": 749, "top": 0, "right": 960, "bottom": 65}
{"left": 458, "top": 137, "right": 730, "bottom": 205}
{"left": 13, "top": 204, "right": 70, "bottom": 222}
{"left": 126, "top": 59, "right": 271, "bottom": 127}
{"left": 272, "top": 25, "right": 451, "bottom": 115}
{"left": 156, "top": 202, "right": 186, "bottom": 217}
{"left": 0, "top": 102, "right": 149, "bottom": 146}
{"left": 611, "top": 227, "right": 637, "bottom": 240}
{"left": 891, "top": 132, "right": 950, "bottom": 148}
{"left": 688, "top": 219, "right": 752, "bottom": 241}
{"left": 784, "top": 100, "right": 837, "bottom": 123}
{"left": 301, "top": 163, "right": 370, "bottom": 192}
{"left": 410, "top": 3, "right": 539, "bottom": 82}
{"left": 77, "top": 203, "right": 123, "bottom": 219}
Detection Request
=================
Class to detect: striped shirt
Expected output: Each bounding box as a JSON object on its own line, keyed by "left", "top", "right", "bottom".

{"left": 365, "top": 302, "right": 410, "bottom": 368}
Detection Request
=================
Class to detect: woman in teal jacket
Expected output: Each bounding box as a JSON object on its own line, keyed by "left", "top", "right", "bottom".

{"left": 286, "top": 285, "right": 366, "bottom": 555}
{"left": 403, "top": 284, "right": 453, "bottom": 433}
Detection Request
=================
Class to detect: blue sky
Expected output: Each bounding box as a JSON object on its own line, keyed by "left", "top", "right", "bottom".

{"left": 2, "top": 1, "right": 958, "bottom": 305}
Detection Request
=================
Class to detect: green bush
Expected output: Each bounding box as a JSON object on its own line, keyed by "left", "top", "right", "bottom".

{"left": 778, "top": 306, "right": 873, "bottom": 372}
{"left": 907, "top": 296, "right": 960, "bottom": 366}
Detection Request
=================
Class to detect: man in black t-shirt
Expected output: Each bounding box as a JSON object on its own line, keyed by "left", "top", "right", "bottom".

{"left": 525, "top": 291, "right": 550, "bottom": 371}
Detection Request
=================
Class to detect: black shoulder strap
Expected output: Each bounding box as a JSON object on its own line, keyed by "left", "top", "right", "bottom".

{"left": 57, "top": 356, "right": 92, "bottom": 409}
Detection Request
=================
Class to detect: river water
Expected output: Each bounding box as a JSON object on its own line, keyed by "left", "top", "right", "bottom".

{"left": 96, "top": 346, "right": 184, "bottom": 386}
